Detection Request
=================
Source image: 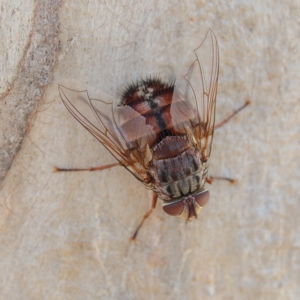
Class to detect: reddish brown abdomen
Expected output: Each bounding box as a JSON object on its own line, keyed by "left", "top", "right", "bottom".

{"left": 120, "top": 79, "right": 175, "bottom": 143}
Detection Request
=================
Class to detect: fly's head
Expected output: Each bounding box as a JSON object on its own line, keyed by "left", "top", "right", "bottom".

{"left": 162, "top": 189, "right": 210, "bottom": 221}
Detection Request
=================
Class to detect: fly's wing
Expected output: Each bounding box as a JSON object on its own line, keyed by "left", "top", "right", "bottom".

{"left": 171, "top": 29, "right": 219, "bottom": 163}
{"left": 58, "top": 86, "right": 155, "bottom": 183}
{"left": 115, "top": 105, "right": 157, "bottom": 151}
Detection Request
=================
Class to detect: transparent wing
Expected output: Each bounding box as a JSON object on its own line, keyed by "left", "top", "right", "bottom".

{"left": 171, "top": 29, "right": 219, "bottom": 163}
{"left": 58, "top": 85, "right": 155, "bottom": 183}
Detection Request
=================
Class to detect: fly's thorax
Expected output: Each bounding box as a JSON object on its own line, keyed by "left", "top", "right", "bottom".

{"left": 162, "top": 189, "right": 210, "bottom": 221}
{"left": 148, "top": 136, "right": 206, "bottom": 200}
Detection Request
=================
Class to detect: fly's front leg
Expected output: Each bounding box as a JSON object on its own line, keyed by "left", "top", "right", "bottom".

{"left": 206, "top": 176, "right": 236, "bottom": 185}
{"left": 131, "top": 193, "right": 158, "bottom": 242}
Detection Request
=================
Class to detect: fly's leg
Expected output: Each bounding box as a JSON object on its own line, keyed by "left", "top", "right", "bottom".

{"left": 214, "top": 100, "right": 251, "bottom": 130}
{"left": 131, "top": 193, "right": 158, "bottom": 242}
{"left": 54, "top": 162, "right": 121, "bottom": 172}
{"left": 206, "top": 176, "right": 236, "bottom": 185}
{"left": 210, "top": 100, "right": 251, "bottom": 184}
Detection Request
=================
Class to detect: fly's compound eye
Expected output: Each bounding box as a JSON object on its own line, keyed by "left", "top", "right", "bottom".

{"left": 163, "top": 199, "right": 185, "bottom": 216}
{"left": 194, "top": 190, "right": 210, "bottom": 207}
{"left": 162, "top": 190, "right": 210, "bottom": 219}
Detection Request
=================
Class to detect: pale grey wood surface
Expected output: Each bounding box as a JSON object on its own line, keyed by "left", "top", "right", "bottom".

{"left": 1, "top": 0, "right": 299, "bottom": 299}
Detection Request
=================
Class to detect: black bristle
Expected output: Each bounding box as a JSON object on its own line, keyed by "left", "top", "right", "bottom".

{"left": 119, "top": 75, "right": 175, "bottom": 105}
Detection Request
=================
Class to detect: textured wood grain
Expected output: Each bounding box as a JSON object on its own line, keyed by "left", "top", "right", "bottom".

{"left": 0, "top": 0, "right": 299, "bottom": 299}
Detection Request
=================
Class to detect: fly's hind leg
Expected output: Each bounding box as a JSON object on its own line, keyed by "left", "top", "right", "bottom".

{"left": 209, "top": 100, "right": 251, "bottom": 184}
{"left": 214, "top": 100, "right": 251, "bottom": 130}
{"left": 131, "top": 193, "right": 158, "bottom": 242}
